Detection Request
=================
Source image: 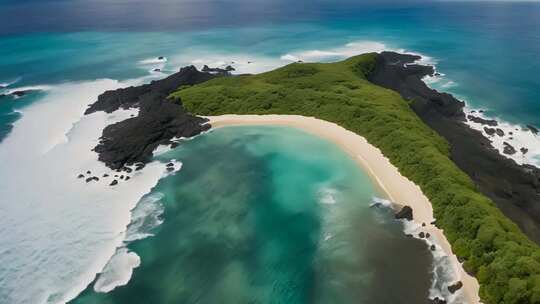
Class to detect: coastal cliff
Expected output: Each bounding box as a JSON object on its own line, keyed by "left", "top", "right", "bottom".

{"left": 368, "top": 52, "right": 540, "bottom": 243}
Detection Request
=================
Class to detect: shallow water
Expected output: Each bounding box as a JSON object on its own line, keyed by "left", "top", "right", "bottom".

{"left": 72, "top": 126, "right": 434, "bottom": 304}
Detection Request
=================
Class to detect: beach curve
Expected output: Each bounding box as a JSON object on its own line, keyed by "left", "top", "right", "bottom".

{"left": 207, "top": 114, "right": 481, "bottom": 304}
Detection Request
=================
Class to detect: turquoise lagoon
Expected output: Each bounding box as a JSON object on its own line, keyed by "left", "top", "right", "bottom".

{"left": 72, "top": 126, "right": 434, "bottom": 304}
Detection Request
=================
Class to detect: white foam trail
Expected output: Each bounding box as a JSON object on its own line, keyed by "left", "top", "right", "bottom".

{"left": 281, "top": 41, "right": 389, "bottom": 63}
{"left": 93, "top": 248, "right": 141, "bottom": 293}
{"left": 0, "top": 75, "right": 169, "bottom": 304}
{"left": 4, "top": 85, "right": 53, "bottom": 95}
{"left": 139, "top": 57, "right": 167, "bottom": 64}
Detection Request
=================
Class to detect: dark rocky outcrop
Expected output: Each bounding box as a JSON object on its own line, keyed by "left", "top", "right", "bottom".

{"left": 85, "top": 66, "right": 218, "bottom": 169}
{"left": 467, "top": 115, "right": 498, "bottom": 126}
{"left": 429, "top": 297, "right": 447, "bottom": 304}
{"left": 201, "top": 65, "right": 235, "bottom": 75}
{"left": 369, "top": 51, "right": 540, "bottom": 243}
{"left": 503, "top": 142, "right": 517, "bottom": 155}
{"left": 527, "top": 125, "right": 539, "bottom": 135}
{"left": 395, "top": 205, "right": 413, "bottom": 221}
{"left": 447, "top": 281, "right": 463, "bottom": 294}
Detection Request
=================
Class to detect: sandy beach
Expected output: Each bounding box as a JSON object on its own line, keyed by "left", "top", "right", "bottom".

{"left": 207, "top": 114, "right": 481, "bottom": 304}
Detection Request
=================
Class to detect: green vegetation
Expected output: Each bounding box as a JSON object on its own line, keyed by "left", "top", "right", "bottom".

{"left": 170, "top": 53, "right": 540, "bottom": 303}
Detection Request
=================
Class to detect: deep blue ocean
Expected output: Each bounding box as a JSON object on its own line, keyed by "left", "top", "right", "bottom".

{"left": 1, "top": 1, "right": 539, "bottom": 303}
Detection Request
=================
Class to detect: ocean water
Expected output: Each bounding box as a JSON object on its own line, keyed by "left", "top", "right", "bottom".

{"left": 1, "top": 1, "right": 539, "bottom": 303}
{"left": 71, "top": 126, "right": 435, "bottom": 304}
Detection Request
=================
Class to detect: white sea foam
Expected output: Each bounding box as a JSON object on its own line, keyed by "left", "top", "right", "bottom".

{"left": 420, "top": 62, "right": 540, "bottom": 167}
{"left": 0, "top": 74, "right": 170, "bottom": 304}
{"left": 401, "top": 220, "right": 464, "bottom": 304}
{"left": 0, "top": 77, "right": 20, "bottom": 88}
{"left": 4, "top": 84, "right": 53, "bottom": 95}
{"left": 93, "top": 248, "right": 141, "bottom": 293}
{"left": 124, "top": 193, "right": 165, "bottom": 243}
{"left": 139, "top": 56, "right": 167, "bottom": 64}
{"left": 464, "top": 107, "right": 540, "bottom": 167}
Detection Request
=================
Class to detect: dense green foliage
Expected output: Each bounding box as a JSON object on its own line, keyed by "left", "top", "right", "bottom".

{"left": 170, "top": 53, "right": 540, "bottom": 303}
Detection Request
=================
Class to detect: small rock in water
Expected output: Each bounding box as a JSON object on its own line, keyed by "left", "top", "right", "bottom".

{"left": 124, "top": 167, "right": 133, "bottom": 173}
{"left": 103, "top": 173, "right": 109, "bottom": 177}
{"left": 496, "top": 128, "right": 504, "bottom": 137}
{"left": 158, "top": 56, "right": 164, "bottom": 60}
{"left": 92, "top": 176, "right": 99, "bottom": 181}
{"left": 422, "top": 222, "right": 426, "bottom": 227}
{"left": 85, "top": 177, "right": 94, "bottom": 183}
{"left": 135, "top": 164, "right": 145, "bottom": 171}
{"left": 448, "top": 281, "right": 463, "bottom": 294}
{"left": 153, "top": 68, "right": 161, "bottom": 72}
{"left": 429, "top": 297, "right": 447, "bottom": 304}
{"left": 166, "top": 162, "right": 174, "bottom": 167}
{"left": 120, "top": 175, "right": 124, "bottom": 180}
{"left": 521, "top": 147, "right": 529, "bottom": 154}
{"left": 426, "top": 233, "right": 431, "bottom": 238}
{"left": 418, "top": 232, "right": 425, "bottom": 238}
{"left": 77, "top": 174, "right": 85, "bottom": 179}
{"left": 394, "top": 206, "right": 413, "bottom": 221}
{"left": 430, "top": 244, "right": 436, "bottom": 251}
{"left": 503, "top": 142, "right": 517, "bottom": 155}
{"left": 125, "top": 176, "right": 131, "bottom": 181}
{"left": 86, "top": 170, "right": 91, "bottom": 174}
{"left": 166, "top": 167, "right": 175, "bottom": 172}
{"left": 110, "top": 180, "right": 118, "bottom": 186}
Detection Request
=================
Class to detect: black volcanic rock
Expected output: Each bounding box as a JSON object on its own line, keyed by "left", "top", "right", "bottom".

{"left": 467, "top": 115, "right": 498, "bottom": 126}
{"left": 448, "top": 281, "right": 463, "bottom": 294}
{"left": 527, "top": 124, "right": 539, "bottom": 135}
{"left": 77, "top": 174, "right": 84, "bottom": 179}
{"left": 110, "top": 180, "right": 118, "bottom": 186}
{"left": 429, "top": 297, "right": 447, "bottom": 304}
{"left": 369, "top": 51, "right": 540, "bottom": 243}
{"left": 86, "top": 66, "right": 217, "bottom": 169}
{"left": 395, "top": 206, "right": 413, "bottom": 221}
{"left": 503, "top": 142, "right": 517, "bottom": 155}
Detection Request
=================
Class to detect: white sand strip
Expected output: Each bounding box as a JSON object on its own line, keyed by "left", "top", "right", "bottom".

{"left": 206, "top": 114, "right": 481, "bottom": 304}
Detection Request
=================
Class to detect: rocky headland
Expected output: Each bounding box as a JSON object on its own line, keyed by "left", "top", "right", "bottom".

{"left": 368, "top": 51, "right": 540, "bottom": 243}
{"left": 85, "top": 66, "right": 219, "bottom": 169}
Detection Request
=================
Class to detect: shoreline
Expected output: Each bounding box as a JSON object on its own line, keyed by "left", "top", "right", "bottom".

{"left": 207, "top": 114, "right": 481, "bottom": 304}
